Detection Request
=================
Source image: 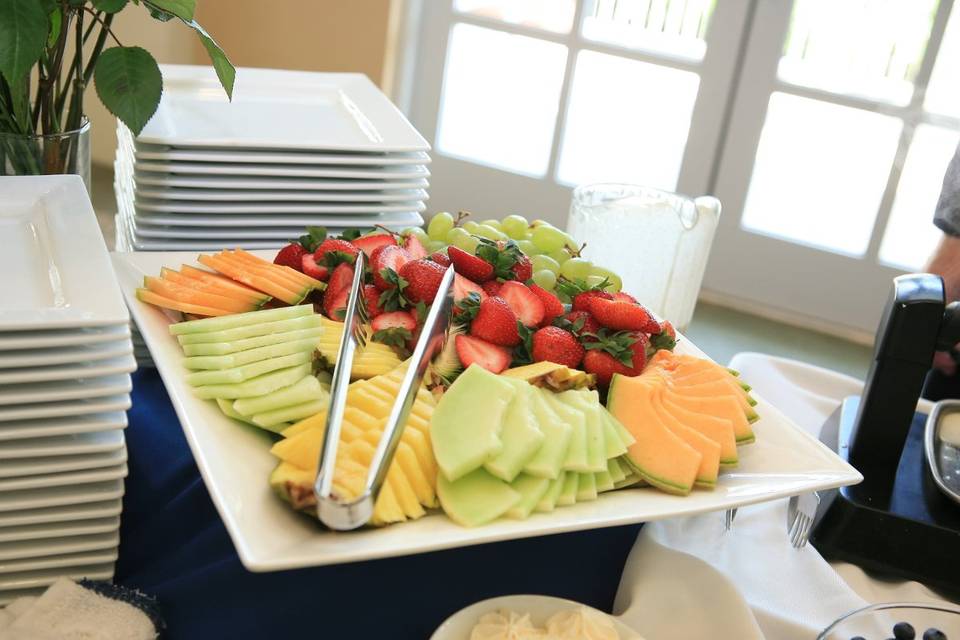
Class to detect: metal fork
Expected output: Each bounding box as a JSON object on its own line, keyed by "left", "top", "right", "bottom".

{"left": 787, "top": 492, "right": 820, "bottom": 548}
{"left": 724, "top": 508, "right": 737, "bottom": 531}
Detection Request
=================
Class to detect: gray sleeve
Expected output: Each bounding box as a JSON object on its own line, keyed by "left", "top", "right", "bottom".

{"left": 934, "top": 142, "right": 960, "bottom": 236}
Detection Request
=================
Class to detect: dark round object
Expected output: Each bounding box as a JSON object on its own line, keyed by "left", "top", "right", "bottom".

{"left": 923, "top": 629, "right": 947, "bottom": 640}
{"left": 894, "top": 622, "right": 917, "bottom": 640}
{"left": 850, "top": 636, "right": 866, "bottom": 640}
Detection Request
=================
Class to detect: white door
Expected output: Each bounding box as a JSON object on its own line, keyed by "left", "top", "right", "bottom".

{"left": 706, "top": 0, "right": 960, "bottom": 336}
{"left": 407, "top": 0, "right": 753, "bottom": 228}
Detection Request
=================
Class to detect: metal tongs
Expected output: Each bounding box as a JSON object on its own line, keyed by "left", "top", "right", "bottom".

{"left": 313, "top": 251, "right": 457, "bottom": 530}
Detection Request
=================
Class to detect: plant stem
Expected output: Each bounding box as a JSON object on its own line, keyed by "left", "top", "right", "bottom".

{"left": 82, "top": 8, "right": 123, "bottom": 46}
{"left": 56, "top": 14, "right": 100, "bottom": 123}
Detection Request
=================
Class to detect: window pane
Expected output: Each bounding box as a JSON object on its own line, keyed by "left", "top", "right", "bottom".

{"left": 741, "top": 93, "right": 902, "bottom": 256}
{"left": 925, "top": 5, "right": 960, "bottom": 117}
{"left": 454, "top": 0, "right": 576, "bottom": 33}
{"left": 556, "top": 50, "right": 700, "bottom": 190}
{"left": 436, "top": 23, "right": 568, "bottom": 177}
{"left": 778, "top": 0, "right": 938, "bottom": 105}
{"left": 879, "top": 125, "right": 959, "bottom": 270}
{"left": 581, "top": 0, "right": 715, "bottom": 61}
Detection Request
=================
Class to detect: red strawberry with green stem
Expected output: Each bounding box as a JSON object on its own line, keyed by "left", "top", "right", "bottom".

{"left": 528, "top": 284, "right": 563, "bottom": 327}
{"left": 497, "top": 281, "right": 544, "bottom": 327}
{"left": 468, "top": 296, "right": 521, "bottom": 347}
{"left": 448, "top": 246, "right": 494, "bottom": 282}
{"left": 371, "top": 310, "right": 417, "bottom": 351}
{"left": 588, "top": 297, "right": 656, "bottom": 332}
{"left": 363, "top": 284, "right": 383, "bottom": 318}
{"left": 398, "top": 259, "right": 447, "bottom": 304}
{"left": 351, "top": 232, "right": 397, "bottom": 258}
{"left": 371, "top": 244, "right": 412, "bottom": 291}
{"left": 300, "top": 254, "right": 328, "bottom": 281}
{"left": 531, "top": 326, "right": 584, "bottom": 368}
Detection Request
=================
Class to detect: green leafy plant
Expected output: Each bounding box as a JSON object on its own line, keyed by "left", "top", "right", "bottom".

{"left": 0, "top": 0, "right": 233, "bottom": 173}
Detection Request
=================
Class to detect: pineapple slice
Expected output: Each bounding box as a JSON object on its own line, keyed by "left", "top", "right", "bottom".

{"left": 502, "top": 362, "right": 597, "bottom": 391}
{"left": 317, "top": 317, "right": 402, "bottom": 378}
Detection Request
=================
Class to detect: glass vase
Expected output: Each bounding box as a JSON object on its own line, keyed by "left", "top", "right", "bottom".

{"left": 0, "top": 119, "right": 91, "bottom": 193}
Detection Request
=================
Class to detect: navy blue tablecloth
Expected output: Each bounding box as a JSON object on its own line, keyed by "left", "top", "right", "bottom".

{"left": 115, "top": 370, "right": 642, "bottom": 639}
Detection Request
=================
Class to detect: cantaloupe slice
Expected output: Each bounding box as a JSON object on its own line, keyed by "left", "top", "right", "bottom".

{"left": 607, "top": 374, "right": 702, "bottom": 495}
{"left": 161, "top": 267, "right": 269, "bottom": 307}
{"left": 136, "top": 288, "right": 234, "bottom": 317}
{"left": 663, "top": 389, "right": 755, "bottom": 444}
{"left": 506, "top": 474, "right": 552, "bottom": 520}
{"left": 147, "top": 275, "right": 260, "bottom": 314}
{"left": 656, "top": 392, "right": 738, "bottom": 466}
{"left": 484, "top": 379, "right": 545, "bottom": 483}
{"left": 648, "top": 394, "right": 720, "bottom": 488}
{"left": 199, "top": 254, "right": 306, "bottom": 304}
{"left": 216, "top": 251, "right": 312, "bottom": 296}
{"left": 229, "top": 249, "right": 325, "bottom": 291}
{"left": 178, "top": 264, "right": 272, "bottom": 304}
{"left": 437, "top": 467, "right": 521, "bottom": 527}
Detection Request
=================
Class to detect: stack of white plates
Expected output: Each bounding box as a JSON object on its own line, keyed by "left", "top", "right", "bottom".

{"left": 0, "top": 176, "right": 134, "bottom": 604}
{"left": 113, "top": 64, "right": 431, "bottom": 252}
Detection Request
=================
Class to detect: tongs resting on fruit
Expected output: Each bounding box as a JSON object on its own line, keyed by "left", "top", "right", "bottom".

{"left": 314, "top": 251, "right": 457, "bottom": 530}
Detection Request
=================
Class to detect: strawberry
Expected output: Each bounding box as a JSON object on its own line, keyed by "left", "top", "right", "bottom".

{"left": 588, "top": 297, "right": 655, "bottom": 332}
{"left": 561, "top": 310, "right": 600, "bottom": 336}
{"left": 363, "top": 284, "right": 383, "bottom": 318}
{"left": 448, "top": 246, "right": 494, "bottom": 282}
{"left": 528, "top": 284, "right": 563, "bottom": 326}
{"left": 351, "top": 233, "right": 397, "bottom": 258}
{"left": 498, "top": 281, "right": 544, "bottom": 327}
{"left": 455, "top": 334, "right": 511, "bottom": 374}
{"left": 511, "top": 254, "right": 533, "bottom": 282}
{"left": 582, "top": 350, "right": 635, "bottom": 387}
{"left": 453, "top": 273, "right": 487, "bottom": 304}
{"left": 531, "top": 326, "right": 584, "bottom": 368}
{"left": 628, "top": 331, "right": 650, "bottom": 371}
{"left": 572, "top": 290, "right": 613, "bottom": 312}
{"left": 470, "top": 297, "right": 520, "bottom": 347}
{"left": 481, "top": 281, "right": 502, "bottom": 297}
{"left": 650, "top": 320, "right": 677, "bottom": 351}
{"left": 659, "top": 319, "right": 676, "bottom": 339}
{"left": 431, "top": 251, "right": 451, "bottom": 267}
{"left": 274, "top": 243, "right": 308, "bottom": 272}
{"left": 370, "top": 244, "right": 412, "bottom": 291}
{"left": 613, "top": 292, "right": 638, "bottom": 304}
{"left": 371, "top": 310, "right": 416, "bottom": 333}
{"left": 326, "top": 262, "right": 355, "bottom": 298}
{"left": 314, "top": 238, "right": 360, "bottom": 268}
{"left": 402, "top": 234, "right": 428, "bottom": 260}
{"left": 300, "top": 254, "right": 329, "bottom": 281}
{"left": 398, "top": 259, "right": 446, "bottom": 304}
{"left": 475, "top": 238, "right": 526, "bottom": 280}
{"left": 322, "top": 282, "right": 351, "bottom": 321}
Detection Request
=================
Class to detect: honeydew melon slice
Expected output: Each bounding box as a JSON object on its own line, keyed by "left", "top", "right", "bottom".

{"left": 182, "top": 327, "right": 323, "bottom": 356}
{"left": 542, "top": 393, "right": 588, "bottom": 473}
{"left": 557, "top": 391, "right": 606, "bottom": 473}
{"left": 186, "top": 351, "right": 313, "bottom": 386}
{"left": 522, "top": 389, "right": 572, "bottom": 480}
{"left": 484, "top": 379, "right": 545, "bottom": 483}
{"left": 575, "top": 389, "right": 632, "bottom": 459}
{"left": 557, "top": 472, "right": 578, "bottom": 506}
{"left": 171, "top": 304, "right": 313, "bottom": 335}
{"left": 506, "top": 473, "right": 552, "bottom": 520}
{"left": 193, "top": 363, "right": 312, "bottom": 400}
{"left": 437, "top": 467, "right": 521, "bottom": 527}
{"left": 233, "top": 375, "right": 324, "bottom": 416}
{"left": 430, "top": 364, "right": 516, "bottom": 482}
{"left": 576, "top": 473, "right": 598, "bottom": 501}
{"left": 535, "top": 472, "right": 566, "bottom": 513}
{"left": 183, "top": 338, "right": 321, "bottom": 371}
{"left": 607, "top": 458, "right": 626, "bottom": 483}
{"left": 216, "top": 398, "right": 260, "bottom": 426}
{"left": 177, "top": 314, "right": 321, "bottom": 345}
{"left": 594, "top": 469, "right": 615, "bottom": 492}
{"left": 252, "top": 399, "right": 328, "bottom": 431}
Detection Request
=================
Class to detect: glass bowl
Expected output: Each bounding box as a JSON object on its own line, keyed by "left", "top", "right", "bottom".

{"left": 818, "top": 602, "right": 960, "bottom": 640}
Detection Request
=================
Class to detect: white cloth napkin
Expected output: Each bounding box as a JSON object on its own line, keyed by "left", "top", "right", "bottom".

{"left": 613, "top": 352, "right": 956, "bottom": 639}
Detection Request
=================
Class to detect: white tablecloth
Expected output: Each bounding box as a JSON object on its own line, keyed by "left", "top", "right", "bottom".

{"left": 613, "top": 352, "right": 954, "bottom": 639}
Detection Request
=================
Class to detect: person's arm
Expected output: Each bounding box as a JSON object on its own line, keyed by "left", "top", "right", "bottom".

{"left": 926, "top": 143, "right": 960, "bottom": 374}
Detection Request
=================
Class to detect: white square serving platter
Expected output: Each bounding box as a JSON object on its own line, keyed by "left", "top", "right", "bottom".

{"left": 113, "top": 250, "right": 862, "bottom": 572}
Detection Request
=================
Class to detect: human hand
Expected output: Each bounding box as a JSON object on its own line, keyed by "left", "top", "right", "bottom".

{"left": 933, "top": 348, "right": 959, "bottom": 376}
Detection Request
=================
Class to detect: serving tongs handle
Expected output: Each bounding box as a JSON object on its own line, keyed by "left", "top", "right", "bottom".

{"left": 314, "top": 262, "right": 457, "bottom": 531}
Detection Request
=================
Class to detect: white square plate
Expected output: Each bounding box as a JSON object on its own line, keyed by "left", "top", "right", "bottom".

{"left": 0, "top": 464, "right": 127, "bottom": 492}
{"left": 0, "top": 375, "right": 132, "bottom": 406}
{"left": 0, "top": 480, "right": 124, "bottom": 514}
{"left": 115, "top": 250, "right": 862, "bottom": 572}
{"left": 128, "top": 171, "right": 430, "bottom": 192}
{"left": 131, "top": 209, "right": 426, "bottom": 229}
{"left": 0, "top": 532, "right": 120, "bottom": 562}
{"left": 133, "top": 161, "right": 430, "bottom": 181}
{"left": 129, "top": 186, "right": 429, "bottom": 203}
{"left": 0, "top": 564, "right": 115, "bottom": 591}
{"left": 0, "top": 176, "right": 129, "bottom": 330}
{"left": 0, "top": 325, "right": 130, "bottom": 351}
{"left": 0, "top": 516, "right": 120, "bottom": 544}
{"left": 0, "top": 355, "right": 137, "bottom": 385}
{"left": 139, "top": 65, "right": 429, "bottom": 152}
{"left": 0, "top": 448, "right": 127, "bottom": 479}
{"left": 0, "top": 430, "right": 125, "bottom": 459}
{"left": 132, "top": 198, "right": 426, "bottom": 215}
{"left": 0, "top": 499, "right": 122, "bottom": 529}
{"left": 0, "top": 406, "right": 128, "bottom": 432}
{"left": 0, "top": 341, "right": 133, "bottom": 369}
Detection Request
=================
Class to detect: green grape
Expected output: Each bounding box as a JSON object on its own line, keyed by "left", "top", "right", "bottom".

{"left": 427, "top": 240, "right": 448, "bottom": 253}
{"left": 561, "top": 232, "right": 579, "bottom": 251}
{"left": 480, "top": 219, "right": 503, "bottom": 231}
{"left": 531, "top": 254, "right": 560, "bottom": 274}
{"left": 531, "top": 224, "right": 567, "bottom": 253}
{"left": 427, "top": 212, "right": 455, "bottom": 240}
{"left": 461, "top": 235, "right": 481, "bottom": 253}
{"left": 474, "top": 224, "right": 508, "bottom": 241}
{"left": 547, "top": 248, "right": 572, "bottom": 265}
{"left": 585, "top": 275, "right": 609, "bottom": 290}
{"left": 403, "top": 226, "right": 430, "bottom": 245}
{"left": 532, "top": 269, "right": 557, "bottom": 290}
{"left": 531, "top": 219, "right": 549, "bottom": 227}
{"left": 516, "top": 240, "right": 538, "bottom": 255}
{"left": 590, "top": 266, "right": 622, "bottom": 293}
{"left": 446, "top": 227, "right": 470, "bottom": 247}
{"left": 559, "top": 257, "right": 593, "bottom": 281}
{"left": 500, "top": 214, "right": 529, "bottom": 239}
{"left": 462, "top": 220, "right": 480, "bottom": 234}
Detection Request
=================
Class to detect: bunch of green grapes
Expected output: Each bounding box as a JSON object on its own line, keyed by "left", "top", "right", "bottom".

{"left": 424, "top": 212, "right": 623, "bottom": 294}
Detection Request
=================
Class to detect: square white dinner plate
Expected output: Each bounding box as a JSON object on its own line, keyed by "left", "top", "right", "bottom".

{"left": 0, "top": 532, "right": 120, "bottom": 562}
{"left": 0, "top": 375, "right": 132, "bottom": 406}
{"left": 0, "top": 464, "right": 127, "bottom": 492}
{"left": 114, "top": 250, "right": 862, "bottom": 572}
{"left": 0, "top": 355, "right": 137, "bottom": 385}
{"left": 133, "top": 161, "right": 430, "bottom": 181}
{"left": 0, "top": 341, "right": 133, "bottom": 370}
{"left": 127, "top": 171, "right": 430, "bottom": 192}
{"left": 130, "top": 145, "right": 431, "bottom": 167}
{"left": 0, "top": 176, "right": 130, "bottom": 331}
{"left": 0, "top": 325, "right": 130, "bottom": 351}
{"left": 131, "top": 209, "right": 426, "bottom": 228}
{"left": 139, "top": 65, "right": 429, "bottom": 151}
{"left": 0, "top": 449, "right": 127, "bottom": 479}
{"left": 132, "top": 198, "right": 426, "bottom": 215}
{"left": 0, "top": 499, "right": 123, "bottom": 529}
{"left": 129, "top": 186, "right": 429, "bottom": 203}
{"left": 0, "top": 480, "right": 124, "bottom": 514}
{"left": 0, "top": 430, "right": 125, "bottom": 459}
{"left": 0, "top": 410, "right": 130, "bottom": 441}
{"left": 0, "top": 517, "right": 120, "bottom": 544}
{"left": 0, "top": 564, "right": 115, "bottom": 590}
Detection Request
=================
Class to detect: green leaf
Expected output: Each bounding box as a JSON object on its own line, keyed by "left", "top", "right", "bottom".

{"left": 185, "top": 20, "right": 235, "bottom": 100}
{"left": 93, "top": 0, "right": 129, "bottom": 12}
{"left": 143, "top": 0, "right": 194, "bottom": 21}
{"left": 0, "top": 0, "right": 48, "bottom": 84}
{"left": 46, "top": 7, "right": 61, "bottom": 49}
{"left": 94, "top": 46, "right": 163, "bottom": 136}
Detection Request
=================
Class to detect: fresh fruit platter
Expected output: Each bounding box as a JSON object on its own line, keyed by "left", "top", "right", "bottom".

{"left": 113, "top": 214, "right": 860, "bottom": 570}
